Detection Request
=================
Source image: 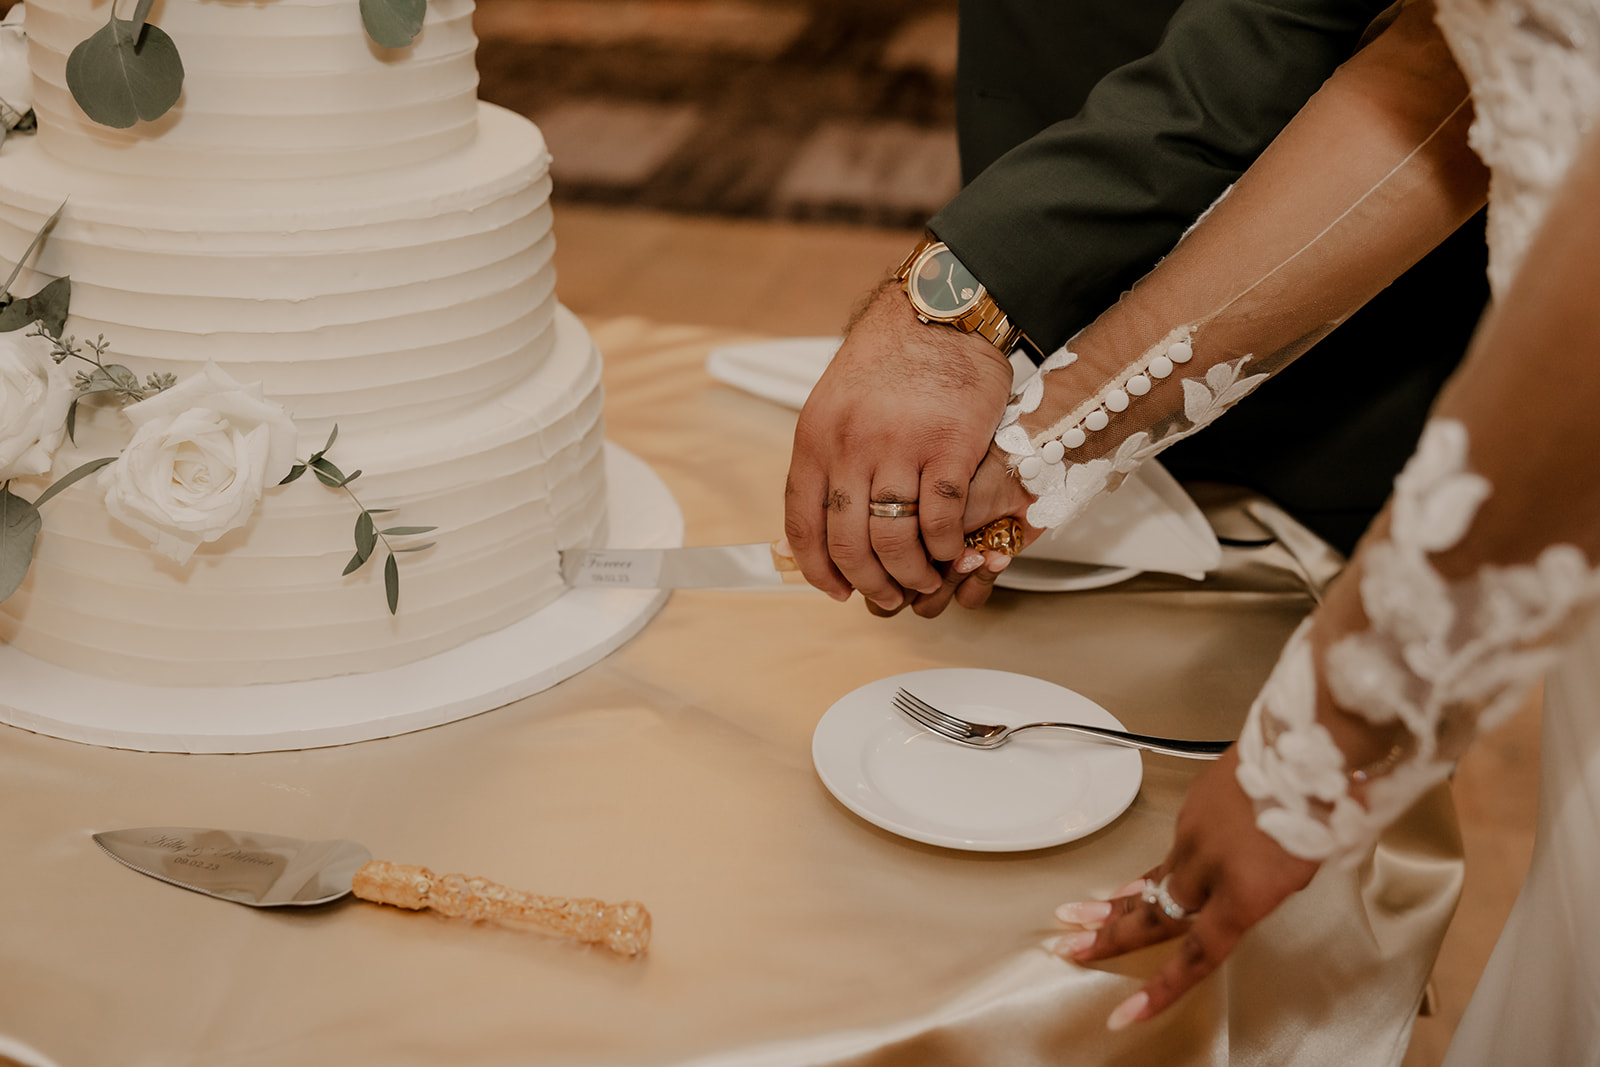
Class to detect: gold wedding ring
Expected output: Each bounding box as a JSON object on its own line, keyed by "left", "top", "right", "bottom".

{"left": 868, "top": 500, "right": 919, "bottom": 518}
{"left": 964, "top": 516, "right": 1024, "bottom": 557}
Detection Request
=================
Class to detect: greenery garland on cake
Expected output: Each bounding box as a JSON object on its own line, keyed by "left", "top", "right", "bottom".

{"left": 65, "top": 0, "right": 430, "bottom": 129}
{"left": 0, "top": 206, "right": 436, "bottom": 613}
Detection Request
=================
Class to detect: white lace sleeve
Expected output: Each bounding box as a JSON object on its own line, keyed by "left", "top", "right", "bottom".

{"left": 1237, "top": 420, "right": 1600, "bottom": 861}
{"left": 994, "top": 0, "right": 1487, "bottom": 529}
{"left": 1237, "top": 107, "right": 1600, "bottom": 863}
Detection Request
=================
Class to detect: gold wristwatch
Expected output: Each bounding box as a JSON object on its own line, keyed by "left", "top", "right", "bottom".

{"left": 894, "top": 238, "right": 1028, "bottom": 354}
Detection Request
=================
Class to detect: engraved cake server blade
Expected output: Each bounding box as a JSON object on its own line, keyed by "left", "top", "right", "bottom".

{"left": 93, "top": 826, "right": 650, "bottom": 956}
{"left": 559, "top": 540, "right": 804, "bottom": 589}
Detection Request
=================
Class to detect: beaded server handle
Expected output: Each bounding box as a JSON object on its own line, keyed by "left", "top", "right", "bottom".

{"left": 351, "top": 860, "right": 652, "bottom": 957}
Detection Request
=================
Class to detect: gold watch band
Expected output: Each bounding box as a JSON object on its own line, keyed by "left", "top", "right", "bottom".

{"left": 895, "top": 239, "right": 1027, "bottom": 355}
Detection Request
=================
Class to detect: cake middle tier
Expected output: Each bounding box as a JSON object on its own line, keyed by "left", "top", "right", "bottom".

{"left": 0, "top": 306, "right": 608, "bottom": 688}
{"left": 0, "top": 102, "right": 552, "bottom": 436}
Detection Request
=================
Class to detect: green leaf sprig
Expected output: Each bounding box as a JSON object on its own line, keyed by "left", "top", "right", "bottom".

{"left": 30, "top": 325, "right": 175, "bottom": 442}
{"left": 65, "top": 0, "right": 431, "bottom": 129}
{"left": 0, "top": 456, "right": 117, "bottom": 601}
{"left": 64, "top": 0, "right": 184, "bottom": 130}
{"left": 280, "top": 425, "right": 436, "bottom": 614}
{"left": 0, "top": 199, "right": 70, "bottom": 339}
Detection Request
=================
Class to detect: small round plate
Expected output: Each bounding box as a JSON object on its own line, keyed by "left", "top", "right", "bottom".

{"left": 812, "top": 668, "right": 1143, "bottom": 852}
{"left": 995, "top": 559, "right": 1141, "bottom": 593}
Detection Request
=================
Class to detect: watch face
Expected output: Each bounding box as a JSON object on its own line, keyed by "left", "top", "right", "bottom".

{"left": 908, "top": 246, "right": 984, "bottom": 320}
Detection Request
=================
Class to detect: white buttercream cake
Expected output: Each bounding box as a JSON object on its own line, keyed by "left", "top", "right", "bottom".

{"left": 0, "top": 0, "right": 609, "bottom": 686}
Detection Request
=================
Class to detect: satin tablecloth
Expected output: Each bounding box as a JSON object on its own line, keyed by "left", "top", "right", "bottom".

{"left": 0, "top": 318, "right": 1462, "bottom": 1067}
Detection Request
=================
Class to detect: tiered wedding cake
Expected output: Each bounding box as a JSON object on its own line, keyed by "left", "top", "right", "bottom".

{"left": 0, "top": 0, "right": 609, "bottom": 687}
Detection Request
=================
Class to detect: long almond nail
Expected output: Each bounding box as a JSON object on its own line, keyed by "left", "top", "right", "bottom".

{"left": 954, "top": 550, "right": 984, "bottom": 574}
{"left": 1044, "top": 930, "right": 1096, "bottom": 958}
{"left": 1055, "top": 901, "right": 1113, "bottom": 927}
{"left": 1106, "top": 991, "right": 1149, "bottom": 1032}
{"left": 987, "top": 552, "right": 1013, "bottom": 572}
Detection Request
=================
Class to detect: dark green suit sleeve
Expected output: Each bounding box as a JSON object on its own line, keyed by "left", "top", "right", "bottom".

{"left": 930, "top": 0, "right": 1396, "bottom": 356}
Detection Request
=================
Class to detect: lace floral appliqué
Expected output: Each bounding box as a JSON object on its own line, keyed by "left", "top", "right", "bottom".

{"left": 1236, "top": 418, "right": 1600, "bottom": 862}
{"left": 996, "top": 353, "right": 1267, "bottom": 529}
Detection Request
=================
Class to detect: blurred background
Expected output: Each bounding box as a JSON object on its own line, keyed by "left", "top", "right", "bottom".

{"left": 476, "top": 0, "right": 958, "bottom": 227}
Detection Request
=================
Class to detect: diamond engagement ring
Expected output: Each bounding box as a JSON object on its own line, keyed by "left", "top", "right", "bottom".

{"left": 868, "top": 500, "right": 919, "bottom": 518}
{"left": 1141, "top": 875, "right": 1194, "bottom": 922}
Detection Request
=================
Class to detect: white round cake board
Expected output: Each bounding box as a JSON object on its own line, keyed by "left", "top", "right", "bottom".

{"left": 0, "top": 443, "right": 680, "bottom": 754}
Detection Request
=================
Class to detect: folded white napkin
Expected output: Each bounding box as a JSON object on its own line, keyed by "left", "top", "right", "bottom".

{"left": 706, "top": 338, "right": 1221, "bottom": 579}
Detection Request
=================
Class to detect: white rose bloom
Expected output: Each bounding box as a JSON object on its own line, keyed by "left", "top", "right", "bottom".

{"left": 0, "top": 327, "right": 72, "bottom": 482}
{"left": 0, "top": 4, "right": 31, "bottom": 130}
{"left": 100, "top": 363, "right": 298, "bottom": 563}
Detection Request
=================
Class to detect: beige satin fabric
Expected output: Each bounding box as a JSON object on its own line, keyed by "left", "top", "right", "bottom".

{"left": 0, "top": 318, "right": 1460, "bottom": 1067}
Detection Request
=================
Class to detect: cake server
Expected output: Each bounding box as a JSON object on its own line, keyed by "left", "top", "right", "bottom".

{"left": 92, "top": 826, "right": 650, "bottom": 956}
{"left": 559, "top": 540, "right": 803, "bottom": 589}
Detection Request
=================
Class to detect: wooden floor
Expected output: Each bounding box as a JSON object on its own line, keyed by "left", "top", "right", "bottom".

{"left": 552, "top": 202, "right": 1544, "bottom": 1066}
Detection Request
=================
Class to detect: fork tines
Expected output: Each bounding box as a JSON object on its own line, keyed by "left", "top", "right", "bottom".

{"left": 892, "top": 688, "right": 971, "bottom": 740}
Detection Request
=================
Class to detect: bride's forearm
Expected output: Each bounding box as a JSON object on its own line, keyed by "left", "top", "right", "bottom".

{"left": 1000, "top": 1, "right": 1488, "bottom": 528}
{"left": 1240, "top": 121, "right": 1600, "bottom": 862}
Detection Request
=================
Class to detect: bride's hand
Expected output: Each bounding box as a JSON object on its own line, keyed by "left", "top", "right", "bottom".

{"left": 904, "top": 445, "right": 1040, "bottom": 617}
{"left": 1045, "top": 748, "right": 1320, "bottom": 1029}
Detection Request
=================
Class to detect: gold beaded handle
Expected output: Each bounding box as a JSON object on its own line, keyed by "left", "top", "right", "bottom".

{"left": 351, "top": 860, "right": 651, "bottom": 957}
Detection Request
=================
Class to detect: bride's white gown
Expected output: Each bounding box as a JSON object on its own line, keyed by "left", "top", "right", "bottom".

{"left": 1429, "top": 1, "right": 1600, "bottom": 1061}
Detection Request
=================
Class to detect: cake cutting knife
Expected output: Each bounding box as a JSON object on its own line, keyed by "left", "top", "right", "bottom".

{"left": 559, "top": 539, "right": 803, "bottom": 589}
{"left": 92, "top": 827, "right": 650, "bottom": 956}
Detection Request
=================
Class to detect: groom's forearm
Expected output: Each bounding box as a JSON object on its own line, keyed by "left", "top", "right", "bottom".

{"left": 931, "top": 0, "right": 1398, "bottom": 357}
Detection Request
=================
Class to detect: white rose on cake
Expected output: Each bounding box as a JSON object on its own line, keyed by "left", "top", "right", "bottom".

{"left": 0, "top": 4, "right": 31, "bottom": 129}
{"left": 100, "top": 363, "right": 298, "bottom": 564}
{"left": 0, "top": 328, "right": 72, "bottom": 482}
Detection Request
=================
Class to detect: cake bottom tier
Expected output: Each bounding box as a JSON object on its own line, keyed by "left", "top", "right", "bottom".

{"left": 0, "top": 307, "right": 607, "bottom": 687}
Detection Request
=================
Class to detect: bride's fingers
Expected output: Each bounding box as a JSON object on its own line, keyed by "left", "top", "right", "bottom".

{"left": 952, "top": 551, "right": 1012, "bottom": 610}
{"left": 1104, "top": 912, "right": 1246, "bottom": 1030}
{"left": 909, "top": 550, "right": 984, "bottom": 618}
{"left": 1052, "top": 867, "right": 1205, "bottom": 962}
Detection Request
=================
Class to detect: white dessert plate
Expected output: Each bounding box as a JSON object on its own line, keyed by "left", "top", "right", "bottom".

{"left": 812, "top": 668, "right": 1143, "bottom": 852}
{"left": 995, "top": 560, "right": 1141, "bottom": 593}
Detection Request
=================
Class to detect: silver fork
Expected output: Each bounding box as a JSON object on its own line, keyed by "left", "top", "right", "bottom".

{"left": 893, "top": 688, "right": 1231, "bottom": 759}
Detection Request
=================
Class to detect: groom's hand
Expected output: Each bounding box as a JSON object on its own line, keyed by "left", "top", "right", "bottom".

{"left": 784, "top": 282, "right": 1015, "bottom": 611}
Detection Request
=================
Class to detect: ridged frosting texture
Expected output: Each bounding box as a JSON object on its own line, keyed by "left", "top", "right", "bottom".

{"left": 0, "top": 310, "right": 607, "bottom": 687}
{"left": 0, "top": 104, "right": 557, "bottom": 437}
{"left": 27, "top": 0, "right": 480, "bottom": 179}
{"left": 0, "top": 1, "right": 612, "bottom": 686}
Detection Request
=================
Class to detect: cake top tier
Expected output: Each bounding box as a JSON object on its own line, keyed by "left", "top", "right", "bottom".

{"left": 25, "top": 0, "right": 481, "bottom": 181}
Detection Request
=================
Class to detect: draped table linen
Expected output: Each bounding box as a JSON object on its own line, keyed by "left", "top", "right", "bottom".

{"left": 0, "top": 318, "right": 1461, "bottom": 1067}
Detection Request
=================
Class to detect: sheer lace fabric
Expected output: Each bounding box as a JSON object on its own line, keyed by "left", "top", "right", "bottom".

{"left": 992, "top": 6, "right": 1486, "bottom": 528}
{"left": 1237, "top": 420, "right": 1600, "bottom": 861}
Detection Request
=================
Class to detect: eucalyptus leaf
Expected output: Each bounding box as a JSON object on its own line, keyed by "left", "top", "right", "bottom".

{"left": 13, "top": 110, "right": 35, "bottom": 133}
{"left": 311, "top": 456, "right": 346, "bottom": 488}
{"left": 65, "top": 18, "right": 185, "bottom": 130}
{"left": 0, "top": 200, "right": 66, "bottom": 302}
{"left": 380, "top": 525, "right": 436, "bottom": 536}
{"left": 391, "top": 542, "right": 435, "bottom": 553}
{"left": 360, "top": 0, "right": 427, "bottom": 49}
{"left": 0, "top": 276, "right": 72, "bottom": 337}
{"left": 341, "top": 548, "right": 367, "bottom": 577}
{"left": 65, "top": 397, "right": 78, "bottom": 443}
{"left": 384, "top": 552, "right": 399, "bottom": 614}
{"left": 354, "top": 510, "right": 376, "bottom": 558}
{"left": 0, "top": 486, "right": 42, "bottom": 602}
{"left": 32, "top": 456, "right": 116, "bottom": 510}
{"left": 279, "top": 463, "right": 307, "bottom": 486}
